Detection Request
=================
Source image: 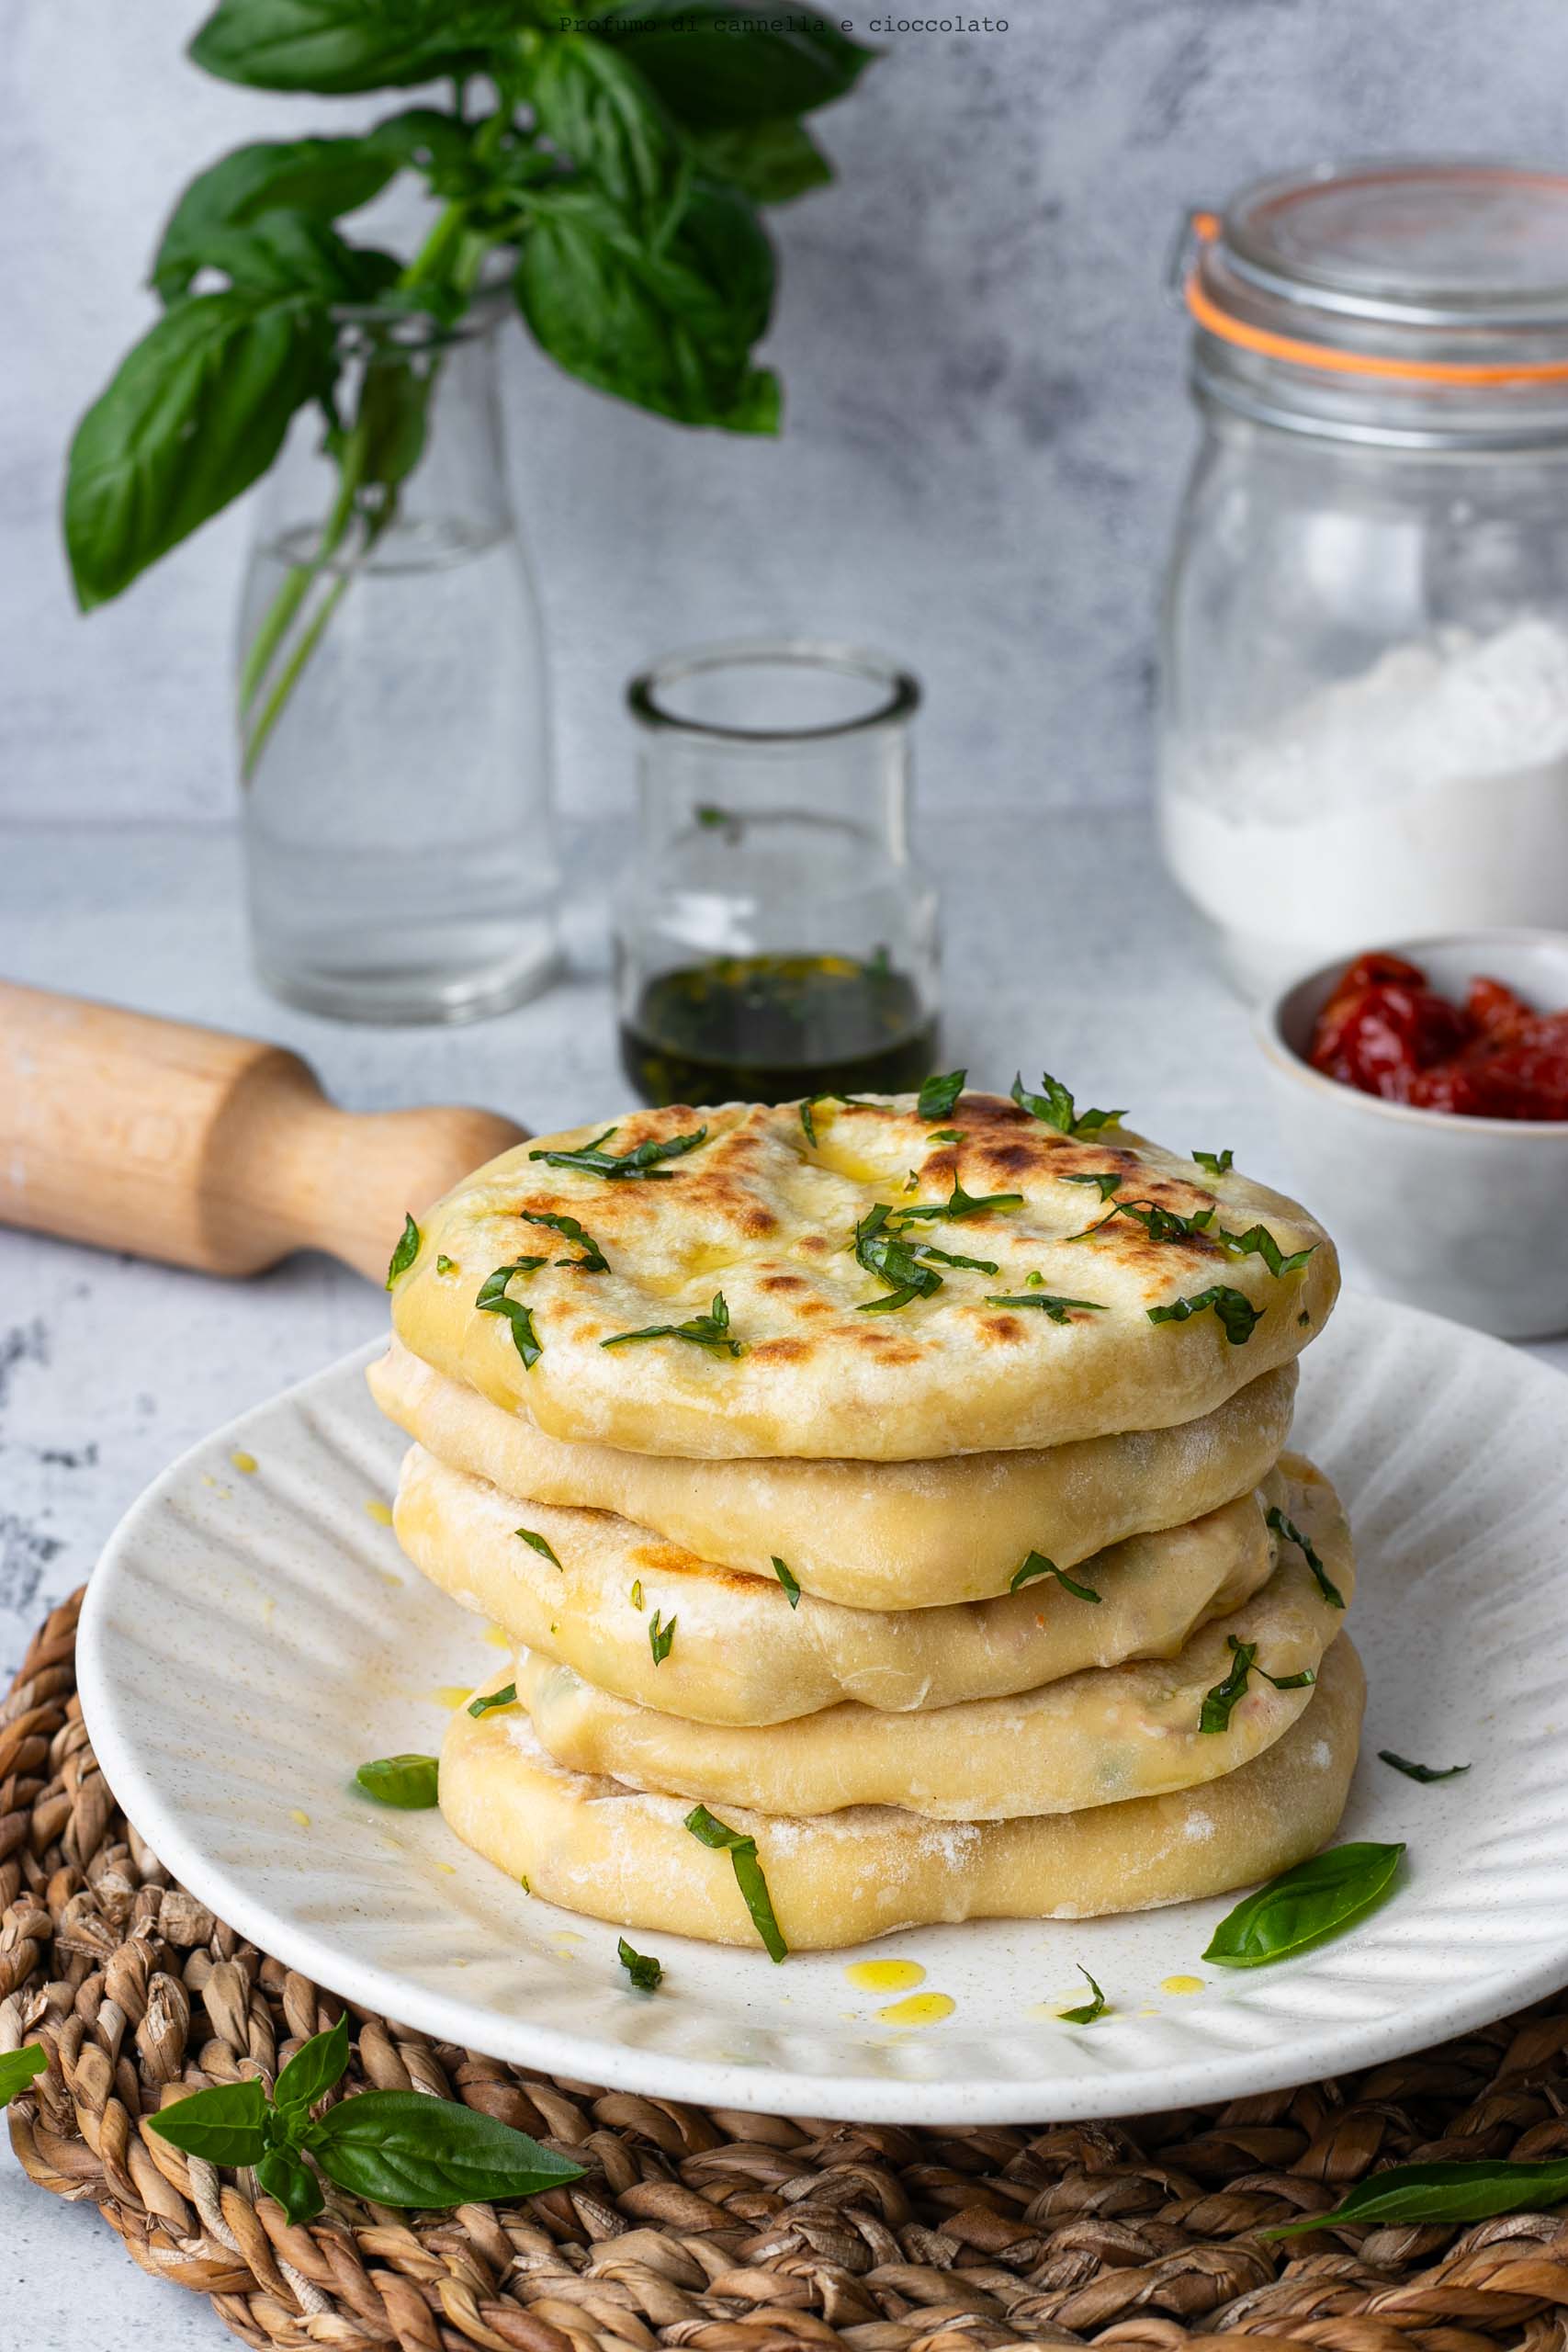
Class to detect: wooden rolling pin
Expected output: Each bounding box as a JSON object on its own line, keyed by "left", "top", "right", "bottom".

{"left": 0, "top": 982, "right": 526, "bottom": 1284}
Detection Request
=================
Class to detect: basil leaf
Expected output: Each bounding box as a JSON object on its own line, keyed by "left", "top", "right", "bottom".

{"left": 772, "top": 1556, "right": 801, "bottom": 1608}
{"left": 629, "top": 1579, "right": 644, "bottom": 1610}
{"left": 475, "top": 1262, "right": 545, "bottom": 1368}
{"left": 1208, "top": 1221, "right": 1316, "bottom": 1279}
{"left": 273, "top": 2016, "right": 349, "bottom": 2123}
{"left": 147, "top": 2075, "right": 271, "bottom": 2166}
{"left": 152, "top": 135, "right": 399, "bottom": 300}
{"left": 0, "top": 2044, "right": 48, "bottom": 2109}
{"left": 355, "top": 1753, "right": 439, "bottom": 1808}
{"left": 1058, "top": 1965, "right": 1108, "bottom": 2025}
{"left": 648, "top": 1610, "right": 676, "bottom": 1665}
{"left": 592, "top": 1, "right": 874, "bottom": 129}
{"left": 1267, "top": 1504, "right": 1345, "bottom": 1610}
{"left": 916, "top": 1069, "right": 965, "bottom": 1121}
{"left": 1199, "top": 1634, "right": 1314, "bottom": 1732}
{"left": 304, "top": 2087, "right": 584, "bottom": 2207}
{"left": 188, "top": 0, "right": 516, "bottom": 96}
{"left": 65, "top": 288, "right": 333, "bottom": 610}
{"left": 854, "top": 1204, "right": 943, "bottom": 1308}
{"left": 618, "top": 1937, "right": 663, "bottom": 1991}
{"left": 468, "top": 1683, "right": 517, "bottom": 1718}
{"left": 894, "top": 1177, "right": 1024, "bottom": 1226}
{"left": 255, "top": 2143, "right": 325, "bottom": 2223}
{"left": 925, "top": 1128, "right": 964, "bottom": 1145}
{"left": 515, "top": 1528, "right": 561, "bottom": 1566}
{"left": 385, "top": 1213, "right": 421, "bottom": 1290}
{"left": 177, "top": 210, "right": 400, "bottom": 305}
{"left": 1379, "top": 1750, "right": 1471, "bottom": 1783}
{"left": 1266, "top": 2154, "right": 1568, "bottom": 2238}
{"left": 799, "top": 1091, "right": 872, "bottom": 1147}
{"left": 603, "top": 1291, "right": 742, "bottom": 1355}
{"left": 916, "top": 1243, "right": 998, "bottom": 1274}
{"left": 1204, "top": 1841, "right": 1406, "bottom": 1968}
{"left": 1010, "top": 1552, "right": 1100, "bottom": 1601}
{"left": 525, "top": 33, "right": 687, "bottom": 238}
{"left": 517, "top": 1211, "right": 608, "bottom": 1272}
{"left": 1193, "top": 1148, "right": 1235, "bottom": 1175}
{"left": 1062, "top": 1171, "right": 1122, "bottom": 1201}
{"left": 1148, "top": 1285, "right": 1261, "bottom": 1345}
{"left": 435, "top": 1254, "right": 457, "bottom": 1275}
{"left": 683, "top": 1804, "right": 787, "bottom": 1961}
{"left": 1011, "top": 1069, "right": 1124, "bottom": 1138}
{"left": 985, "top": 1291, "right": 1106, "bottom": 1322}
{"left": 529, "top": 1123, "right": 708, "bottom": 1180}
{"left": 515, "top": 180, "right": 779, "bottom": 432}
{"left": 692, "top": 119, "right": 831, "bottom": 204}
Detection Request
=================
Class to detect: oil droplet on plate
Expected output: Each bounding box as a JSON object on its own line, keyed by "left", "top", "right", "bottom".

{"left": 434, "top": 1860, "right": 456, "bottom": 1875}
{"left": 289, "top": 1808, "right": 310, "bottom": 1829}
{"left": 485, "top": 1624, "right": 511, "bottom": 1649}
{"left": 365, "top": 1498, "right": 394, "bottom": 1525}
{"left": 231, "top": 1450, "right": 259, "bottom": 1475}
{"left": 876, "top": 1991, "right": 954, "bottom": 2028}
{"left": 425, "top": 1686, "right": 472, "bottom": 1710}
{"left": 845, "top": 1958, "right": 926, "bottom": 1995}
{"left": 1161, "top": 1975, "right": 1205, "bottom": 1996}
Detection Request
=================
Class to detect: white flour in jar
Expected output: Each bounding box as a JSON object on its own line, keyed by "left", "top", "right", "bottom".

{"left": 1159, "top": 615, "right": 1568, "bottom": 996}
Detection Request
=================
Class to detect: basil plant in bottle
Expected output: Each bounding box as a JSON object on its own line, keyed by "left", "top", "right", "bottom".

{"left": 63, "top": 2, "right": 874, "bottom": 1024}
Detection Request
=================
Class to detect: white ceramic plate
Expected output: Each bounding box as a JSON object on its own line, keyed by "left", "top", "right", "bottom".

{"left": 80, "top": 1295, "right": 1568, "bottom": 2126}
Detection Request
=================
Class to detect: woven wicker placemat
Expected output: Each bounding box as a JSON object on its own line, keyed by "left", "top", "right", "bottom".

{"left": 5, "top": 1589, "right": 1568, "bottom": 2352}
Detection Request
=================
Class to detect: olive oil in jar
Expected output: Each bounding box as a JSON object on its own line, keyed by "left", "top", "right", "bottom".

{"left": 621, "top": 950, "right": 938, "bottom": 1107}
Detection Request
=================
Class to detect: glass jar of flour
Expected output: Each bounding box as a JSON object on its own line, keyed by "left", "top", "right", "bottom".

{"left": 1160, "top": 160, "right": 1568, "bottom": 996}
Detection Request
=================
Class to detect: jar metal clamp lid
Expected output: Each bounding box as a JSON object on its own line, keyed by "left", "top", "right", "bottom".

{"left": 1170, "top": 160, "right": 1568, "bottom": 447}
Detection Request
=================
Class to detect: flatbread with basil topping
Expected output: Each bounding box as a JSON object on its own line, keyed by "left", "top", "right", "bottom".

{"left": 389, "top": 1091, "right": 1337, "bottom": 1459}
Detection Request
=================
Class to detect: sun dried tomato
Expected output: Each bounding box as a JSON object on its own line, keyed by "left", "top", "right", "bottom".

{"left": 1309, "top": 954, "right": 1568, "bottom": 1120}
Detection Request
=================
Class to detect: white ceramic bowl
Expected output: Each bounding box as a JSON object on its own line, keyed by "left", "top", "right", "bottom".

{"left": 1258, "top": 930, "right": 1568, "bottom": 1340}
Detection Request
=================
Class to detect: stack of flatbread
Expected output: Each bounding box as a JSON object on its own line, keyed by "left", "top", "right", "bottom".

{"left": 370, "top": 1084, "right": 1359, "bottom": 1956}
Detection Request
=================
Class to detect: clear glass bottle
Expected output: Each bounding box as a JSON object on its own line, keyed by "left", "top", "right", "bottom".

{"left": 239, "top": 302, "right": 558, "bottom": 1023}
{"left": 1160, "top": 161, "right": 1568, "bottom": 997}
{"left": 615, "top": 641, "right": 939, "bottom": 1106}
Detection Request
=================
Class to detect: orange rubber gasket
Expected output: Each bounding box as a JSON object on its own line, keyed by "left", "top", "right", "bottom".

{"left": 1185, "top": 213, "right": 1568, "bottom": 386}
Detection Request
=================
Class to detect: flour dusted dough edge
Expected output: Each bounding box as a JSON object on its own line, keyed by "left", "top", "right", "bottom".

{"left": 369, "top": 1342, "right": 1299, "bottom": 1604}
{"left": 438, "top": 1636, "right": 1366, "bottom": 1948}
{"left": 389, "top": 1094, "right": 1337, "bottom": 1459}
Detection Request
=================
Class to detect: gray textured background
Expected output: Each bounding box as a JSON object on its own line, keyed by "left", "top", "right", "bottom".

{"left": 12, "top": 0, "right": 1568, "bottom": 828}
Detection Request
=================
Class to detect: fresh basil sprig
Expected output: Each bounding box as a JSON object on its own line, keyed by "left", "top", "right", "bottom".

{"left": 986, "top": 1289, "right": 1106, "bottom": 1322}
{"left": 1379, "top": 1750, "right": 1471, "bottom": 1783}
{"left": 355, "top": 1753, "right": 439, "bottom": 1808}
{"left": 1193, "top": 1148, "right": 1235, "bottom": 1175}
{"left": 1265, "top": 2154, "right": 1568, "bottom": 2238}
{"left": 517, "top": 1210, "right": 609, "bottom": 1272}
{"left": 617, "top": 1938, "right": 663, "bottom": 1992}
{"left": 1203, "top": 1841, "right": 1405, "bottom": 1967}
{"left": 150, "top": 2013, "right": 582, "bottom": 2222}
{"left": 773, "top": 1556, "right": 801, "bottom": 1608}
{"left": 1010, "top": 1552, "right": 1101, "bottom": 1601}
{"left": 916, "top": 1069, "right": 965, "bottom": 1121}
{"left": 1058, "top": 1966, "right": 1109, "bottom": 2025}
{"left": 1267, "top": 1504, "right": 1345, "bottom": 1610}
{"left": 1011, "top": 1069, "right": 1124, "bottom": 1137}
{"left": 0, "top": 2044, "right": 48, "bottom": 2109}
{"left": 1198, "top": 1634, "right": 1315, "bottom": 1733}
{"left": 385, "top": 1213, "right": 421, "bottom": 1289}
{"left": 1148, "top": 1285, "right": 1261, "bottom": 1345}
{"left": 684, "top": 1804, "right": 787, "bottom": 1961}
{"left": 648, "top": 1609, "right": 676, "bottom": 1665}
{"left": 468, "top": 1683, "right": 516, "bottom": 1718}
{"left": 476, "top": 1261, "right": 546, "bottom": 1368}
{"left": 529, "top": 1125, "right": 708, "bottom": 1182}
{"left": 603, "top": 1291, "right": 742, "bottom": 1355}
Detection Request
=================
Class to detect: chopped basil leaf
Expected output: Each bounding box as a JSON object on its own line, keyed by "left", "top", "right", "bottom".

{"left": 385, "top": 1214, "right": 421, "bottom": 1290}
{"left": 649, "top": 1609, "right": 676, "bottom": 1665}
{"left": 1209, "top": 1220, "right": 1316, "bottom": 1278}
{"left": 1069, "top": 1196, "right": 1314, "bottom": 1282}
{"left": 986, "top": 1290, "right": 1106, "bottom": 1322}
{"left": 1267, "top": 1504, "right": 1345, "bottom": 1610}
{"left": 799, "top": 1092, "right": 873, "bottom": 1148}
{"left": 476, "top": 1261, "right": 546, "bottom": 1368}
{"left": 1204, "top": 1841, "right": 1405, "bottom": 1969}
{"left": 916, "top": 1243, "right": 999, "bottom": 1273}
{"left": 435, "top": 1254, "right": 458, "bottom": 1275}
{"left": 854, "top": 1203, "right": 944, "bottom": 1310}
{"left": 926, "top": 1128, "right": 964, "bottom": 1145}
{"left": 1058, "top": 1965, "right": 1108, "bottom": 2025}
{"left": 517, "top": 1210, "right": 608, "bottom": 1272}
{"left": 603, "top": 1291, "right": 742, "bottom": 1356}
{"left": 694, "top": 803, "right": 731, "bottom": 829}
{"left": 515, "top": 1528, "right": 561, "bottom": 1567}
{"left": 520, "top": 1875, "right": 531, "bottom": 1894}
{"left": 1379, "top": 1750, "right": 1471, "bottom": 1783}
{"left": 773, "top": 1556, "right": 801, "bottom": 1608}
{"left": 1011, "top": 1069, "right": 1124, "bottom": 1137}
{"left": 468, "top": 1683, "right": 516, "bottom": 1718}
{"left": 355, "top": 1753, "right": 438, "bottom": 1808}
{"left": 617, "top": 1937, "right": 663, "bottom": 1991}
{"left": 1193, "top": 1147, "right": 1235, "bottom": 1175}
{"left": 1148, "top": 1284, "right": 1261, "bottom": 1345}
{"left": 895, "top": 1175, "right": 1024, "bottom": 1225}
{"left": 903, "top": 1170, "right": 919, "bottom": 1193}
{"left": 1010, "top": 1551, "right": 1101, "bottom": 1600}
{"left": 684, "top": 1804, "right": 787, "bottom": 1962}
{"left": 1062, "top": 1171, "right": 1122, "bottom": 1201}
{"left": 529, "top": 1125, "right": 707, "bottom": 1182}
{"left": 629, "top": 1579, "right": 644, "bottom": 1610}
{"left": 1199, "top": 1634, "right": 1315, "bottom": 1732}
{"left": 916, "top": 1069, "right": 965, "bottom": 1121}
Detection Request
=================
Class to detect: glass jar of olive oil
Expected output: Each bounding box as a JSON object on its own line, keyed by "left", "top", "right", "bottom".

{"left": 616, "top": 640, "right": 941, "bottom": 1107}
